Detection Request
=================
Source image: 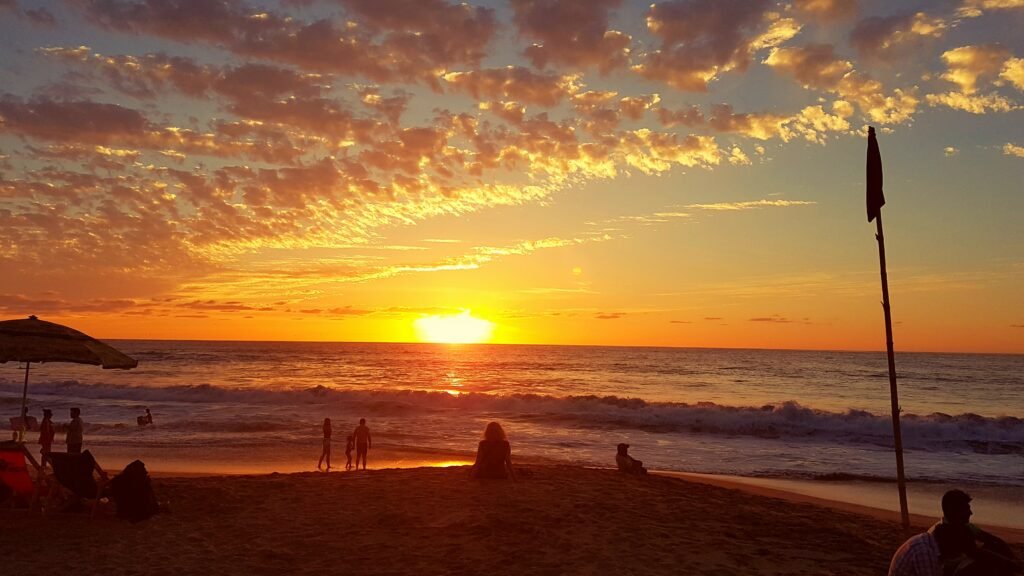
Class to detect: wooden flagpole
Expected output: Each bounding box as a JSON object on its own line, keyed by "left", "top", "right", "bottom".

{"left": 874, "top": 212, "right": 910, "bottom": 531}
{"left": 866, "top": 127, "right": 910, "bottom": 531}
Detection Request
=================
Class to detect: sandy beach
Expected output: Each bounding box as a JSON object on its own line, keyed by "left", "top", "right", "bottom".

{"left": 5, "top": 464, "right": 1021, "bottom": 576}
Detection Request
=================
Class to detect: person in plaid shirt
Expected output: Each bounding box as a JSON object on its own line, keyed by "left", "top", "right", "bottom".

{"left": 888, "top": 532, "right": 941, "bottom": 576}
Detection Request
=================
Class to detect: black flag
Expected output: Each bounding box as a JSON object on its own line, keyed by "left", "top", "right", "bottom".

{"left": 866, "top": 126, "right": 885, "bottom": 222}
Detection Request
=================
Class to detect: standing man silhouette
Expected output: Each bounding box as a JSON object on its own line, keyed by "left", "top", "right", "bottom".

{"left": 353, "top": 418, "right": 371, "bottom": 470}
{"left": 66, "top": 407, "right": 84, "bottom": 454}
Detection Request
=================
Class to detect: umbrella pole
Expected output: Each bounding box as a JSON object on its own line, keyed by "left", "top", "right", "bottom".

{"left": 19, "top": 362, "right": 30, "bottom": 442}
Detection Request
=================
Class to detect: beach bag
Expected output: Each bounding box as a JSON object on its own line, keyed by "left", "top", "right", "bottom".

{"left": 109, "top": 460, "right": 159, "bottom": 523}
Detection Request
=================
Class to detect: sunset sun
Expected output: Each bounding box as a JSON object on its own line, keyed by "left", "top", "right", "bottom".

{"left": 413, "top": 311, "right": 494, "bottom": 344}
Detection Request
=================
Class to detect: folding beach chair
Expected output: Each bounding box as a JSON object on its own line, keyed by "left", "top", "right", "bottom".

{"left": 45, "top": 450, "right": 108, "bottom": 517}
{"left": 0, "top": 440, "right": 43, "bottom": 509}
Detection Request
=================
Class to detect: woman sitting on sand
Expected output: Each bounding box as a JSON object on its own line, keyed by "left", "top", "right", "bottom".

{"left": 471, "top": 422, "right": 517, "bottom": 480}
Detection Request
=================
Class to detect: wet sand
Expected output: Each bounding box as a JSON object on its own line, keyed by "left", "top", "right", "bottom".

{"left": 6, "top": 464, "right": 1022, "bottom": 575}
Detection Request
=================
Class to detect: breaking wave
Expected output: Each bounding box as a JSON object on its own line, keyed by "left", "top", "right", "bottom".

{"left": 3, "top": 379, "right": 1021, "bottom": 454}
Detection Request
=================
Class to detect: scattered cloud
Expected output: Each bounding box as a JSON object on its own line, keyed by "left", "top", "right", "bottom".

{"left": 792, "top": 0, "right": 858, "bottom": 22}
{"left": 764, "top": 44, "right": 919, "bottom": 123}
{"left": 958, "top": 0, "right": 1024, "bottom": 18}
{"left": 849, "top": 11, "right": 947, "bottom": 62}
{"left": 1004, "top": 143, "right": 1024, "bottom": 158}
{"left": 510, "top": 0, "right": 631, "bottom": 73}
{"left": 926, "top": 45, "right": 1018, "bottom": 114}
{"left": 634, "top": 0, "right": 800, "bottom": 91}
{"left": 70, "top": 0, "right": 497, "bottom": 84}
{"left": 945, "top": 146, "right": 959, "bottom": 156}
{"left": 749, "top": 315, "right": 794, "bottom": 323}
{"left": 442, "top": 66, "right": 581, "bottom": 106}
{"left": 685, "top": 199, "right": 816, "bottom": 210}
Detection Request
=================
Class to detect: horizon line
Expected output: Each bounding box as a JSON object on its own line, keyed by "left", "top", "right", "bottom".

{"left": 93, "top": 337, "right": 1024, "bottom": 357}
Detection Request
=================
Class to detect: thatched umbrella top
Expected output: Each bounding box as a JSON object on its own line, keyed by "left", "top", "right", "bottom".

{"left": 0, "top": 315, "right": 137, "bottom": 369}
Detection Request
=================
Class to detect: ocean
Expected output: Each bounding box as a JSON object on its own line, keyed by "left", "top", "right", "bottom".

{"left": 3, "top": 341, "right": 1022, "bottom": 521}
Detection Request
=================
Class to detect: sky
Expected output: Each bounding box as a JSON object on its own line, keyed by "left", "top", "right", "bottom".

{"left": 0, "top": 0, "right": 1022, "bottom": 352}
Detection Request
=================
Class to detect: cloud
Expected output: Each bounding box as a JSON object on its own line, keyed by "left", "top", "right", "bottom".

{"left": 594, "top": 312, "right": 625, "bottom": 320}
{"left": 707, "top": 103, "right": 851, "bottom": 143}
{"left": 619, "top": 130, "right": 721, "bottom": 173}
{"left": 634, "top": 0, "right": 800, "bottom": 91}
{"left": 935, "top": 45, "right": 1010, "bottom": 94}
{"left": 945, "top": 146, "right": 959, "bottom": 156}
{"left": 70, "top": 0, "right": 496, "bottom": 84}
{"left": 618, "top": 95, "right": 661, "bottom": 121}
{"left": 326, "top": 306, "right": 373, "bottom": 316}
{"left": 749, "top": 315, "right": 809, "bottom": 324}
{"left": 177, "top": 300, "right": 275, "bottom": 312}
{"left": 849, "top": 11, "right": 947, "bottom": 62}
{"left": 442, "top": 67, "right": 581, "bottom": 107}
{"left": 925, "top": 45, "right": 1018, "bottom": 113}
{"left": 958, "top": 0, "right": 1024, "bottom": 18}
{"left": 656, "top": 105, "right": 705, "bottom": 128}
{"left": 999, "top": 58, "right": 1024, "bottom": 91}
{"left": 510, "top": 0, "right": 631, "bottom": 73}
{"left": 685, "top": 199, "right": 816, "bottom": 210}
{"left": 0, "top": 294, "right": 138, "bottom": 315}
{"left": 764, "top": 44, "right": 919, "bottom": 123}
{"left": 1004, "top": 143, "right": 1024, "bottom": 158}
{"left": 0, "top": 95, "right": 304, "bottom": 162}
{"left": 24, "top": 7, "right": 57, "bottom": 26}
{"left": 792, "top": 0, "right": 858, "bottom": 22}
{"left": 727, "top": 147, "right": 751, "bottom": 165}
{"left": 39, "top": 48, "right": 386, "bottom": 143}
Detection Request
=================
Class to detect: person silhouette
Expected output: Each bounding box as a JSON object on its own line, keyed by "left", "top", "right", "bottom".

{"left": 352, "top": 418, "right": 371, "bottom": 470}
{"left": 888, "top": 489, "right": 1021, "bottom": 576}
{"left": 615, "top": 443, "right": 647, "bottom": 475}
{"left": 928, "top": 489, "right": 1021, "bottom": 576}
{"left": 317, "top": 418, "right": 332, "bottom": 471}
{"left": 66, "top": 407, "right": 84, "bottom": 454}
{"left": 345, "top": 434, "right": 354, "bottom": 471}
{"left": 470, "top": 422, "right": 516, "bottom": 480}
{"left": 38, "top": 409, "right": 55, "bottom": 466}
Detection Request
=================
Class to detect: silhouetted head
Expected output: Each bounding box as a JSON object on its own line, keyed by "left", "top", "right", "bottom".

{"left": 145, "top": 408, "right": 151, "bottom": 414}
{"left": 942, "top": 489, "right": 973, "bottom": 524}
{"left": 324, "top": 417, "right": 331, "bottom": 426}
{"left": 70, "top": 407, "right": 81, "bottom": 418}
{"left": 347, "top": 435, "right": 354, "bottom": 442}
{"left": 617, "top": 443, "right": 630, "bottom": 456}
{"left": 483, "top": 422, "right": 507, "bottom": 442}
{"left": 42, "top": 409, "right": 52, "bottom": 418}
{"left": 359, "top": 418, "right": 366, "bottom": 426}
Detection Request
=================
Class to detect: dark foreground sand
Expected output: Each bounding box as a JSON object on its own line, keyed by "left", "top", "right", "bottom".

{"left": 3, "top": 465, "right": 1022, "bottom": 576}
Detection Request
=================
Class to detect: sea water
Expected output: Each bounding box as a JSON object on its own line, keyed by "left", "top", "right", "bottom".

{"left": 3, "top": 342, "right": 1022, "bottom": 519}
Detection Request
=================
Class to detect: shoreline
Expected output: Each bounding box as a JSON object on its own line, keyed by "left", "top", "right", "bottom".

{"left": 656, "top": 471, "right": 1024, "bottom": 543}
{"left": 78, "top": 440, "right": 1024, "bottom": 536}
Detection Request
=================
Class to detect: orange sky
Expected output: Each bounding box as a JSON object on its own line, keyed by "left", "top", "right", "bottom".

{"left": 1, "top": 0, "right": 1023, "bottom": 353}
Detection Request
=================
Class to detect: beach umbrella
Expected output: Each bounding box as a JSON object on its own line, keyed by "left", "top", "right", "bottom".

{"left": 0, "top": 315, "right": 138, "bottom": 439}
